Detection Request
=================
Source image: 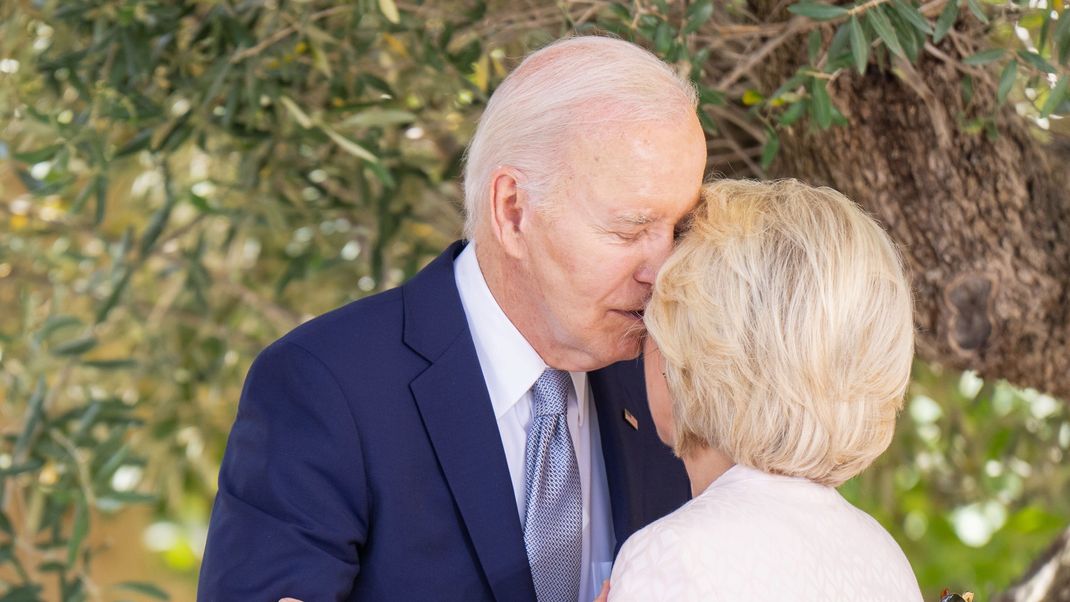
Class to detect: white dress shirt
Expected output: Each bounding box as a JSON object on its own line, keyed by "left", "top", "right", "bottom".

{"left": 609, "top": 464, "right": 924, "bottom": 601}
{"left": 454, "top": 243, "right": 615, "bottom": 602}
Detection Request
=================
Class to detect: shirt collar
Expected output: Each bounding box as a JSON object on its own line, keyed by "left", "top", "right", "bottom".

{"left": 454, "top": 242, "right": 587, "bottom": 423}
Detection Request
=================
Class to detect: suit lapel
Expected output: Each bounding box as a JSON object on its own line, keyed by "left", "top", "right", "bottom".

{"left": 589, "top": 358, "right": 645, "bottom": 552}
{"left": 403, "top": 242, "right": 537, "bottom": 602}
{"left": 590, "top": 357, "right": 689, "bottom": 554}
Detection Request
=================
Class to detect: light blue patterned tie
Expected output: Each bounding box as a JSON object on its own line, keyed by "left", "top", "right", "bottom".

{"left": 524, "top": 369, "right": 582, "bottom": 602}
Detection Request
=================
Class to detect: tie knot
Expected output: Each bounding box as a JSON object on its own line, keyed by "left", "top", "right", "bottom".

{"left": 531, "top": 369, "right": 571, "bottom": 417}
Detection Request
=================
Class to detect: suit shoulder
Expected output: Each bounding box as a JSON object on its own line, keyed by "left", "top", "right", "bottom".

{"left": 258, "top": 286, "right": 408, "bottom": 372}
{"left": 278, "top": 287, "right": 404, "bottom": 352}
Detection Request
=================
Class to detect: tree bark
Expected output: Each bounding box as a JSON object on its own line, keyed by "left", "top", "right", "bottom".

{"left": 745, "top": 16, "right": 1070, "bottom": 401}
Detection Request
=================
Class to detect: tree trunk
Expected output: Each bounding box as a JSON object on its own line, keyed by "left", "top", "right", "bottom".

{"left": 748, "top": 15, "right": 1070, "bottom": 402}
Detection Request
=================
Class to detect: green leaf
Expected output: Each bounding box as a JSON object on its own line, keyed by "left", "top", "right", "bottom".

{"left": 962, "top": 48, "right": 1005, "bottom": 65}
{"left": 96, "top": 268, "right": 131, "bottom": 324}
{"left": 608, "top": 2, "right": 631, "bottom": 21}
{"left": 279, "top": 96, "right": 313, "bottom": 129}
{"left": 448, "top": 39, "right": 482, "bottom": 74}
{"left": 61, "top": 575, "right": 85, "bottom": 601}
{"left": 779, "top": 99, "right": 808, "bottom": 125}
{"left": 83, "top": 358, "right": 139, "bottom": 370}
{"left": 93, "top": 444, "right": 132, "bottom": 490}
{"left": 698, "top": 85, "right": 726, "bottom": 106}
{"left": 891, "top": 0, "right": 933, "bottom": 34}
{"left": 808, "top": 29, "right": 823, "bottom": 64}
{"left": 367, "top": 161, "right": 396, "bottom": 189}
{"left": 72, "top": 176, "right": 106, "bottom": 221}
{"left": 114, "top": 582, "right": 170, "bottom": 601}
{"left": 340, "top": 109, "right": 418, "bottom": 129}
{"left": 139, "top": 194, "right": 177, "bottom": 259}
{"left": 683, "top": 0, "right": 714, "bottom": 34}
{"left": 1054, "top": 11, "right": 1070, "bottom": 65}
{"left": 787, "top": 2, "right": 850, "bottom": 21}
{"left": 654, "top": 20, "right": 675, "bottom": 55}
{"left": 358, "top": 74, "right": 395, "bottom": 97}
{"left": 1039, "top": 10, "right": 1053, "bottom": 49}
{"left": 810, "top": 77, "right": 833, "bottom": 129}
{"left": 14, "top": 379, "right": 45, "bottom": 459}
{"left": 1040, "top": 75, "right": 1069, "bottom": 117}
{"left": 378, "top": 0, "right": 400, "bottom": 24}
{"left": 771, "top": 72, "right": 808, "bottom": 99}
{"left": 966, "top": 0, "right": 988, "bottom": 24}
{"left": 51, "top": 336, "right": 98, "bottom": 356}
{"left": 67, "top": 496, "right": 88, "bottom": 564}
{"left": 866, "top": 7, "right": 905, "bottom": 58}
{"left": 850, "top": 16, "right": 869, "bottom": 74}
{"left": 934, "top": 0, "right": 959, "bottom": 43}
{"left": 827, "top": 21, "right": 853, "bottom": 62}
{"left": 13, "top": 144, "right": 63, "bottom": 164}
{"left": 115, "top": 129, "right": 153, "bottom": 158}
{"left": 38, "top": 315, "right": 83, "bottom": 343}
{"left": 323, "top": 126, "right": 380, "bottom": 163}
{"left": 895, "top": 17, "right": 921, "bottom": 61}
{"left": 961, "top": 73, "right": 975, "bottom": 104}
{"left": 38, "top": 561, "right": 67, "bottom": 573}
{"left": 690, "top": 47, "right": 711, "bottom": 79}
{"left": 997, "top": 60, "right": 1017, "bottom": 105}
{"left": 0, "top": 460, "right": 44, "bottom": 477}
{"left": 94, "top": 174, "right": 108, "bottom": 226}
{"left": 830, "top": 103, "right": 849, "bottom": 126}
{"left": 156, "top": 114, "right": 195, "bottom": 154}
{"left": 0, "top": 585, "right": 43, "bottom": 602}
{"left": 885, "top": 4, "right": 915, "bottom": 50}
{"left": 1017, "top": 49, "right": 1057, "bottom": 73}
{"left": 70, "top": 178, "right": 95, "bottom": 215}
{"left": 760, "top": 134, "right": 780, "bottom": 169}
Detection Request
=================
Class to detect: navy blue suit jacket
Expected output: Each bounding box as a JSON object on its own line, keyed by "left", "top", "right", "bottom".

{"left": 198, "top": 241, "right": 689, "bottom": 601}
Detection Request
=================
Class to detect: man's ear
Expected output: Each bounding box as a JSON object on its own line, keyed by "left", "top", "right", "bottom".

{"left": 487, "top": 167, "right": 529, "bottom": 259}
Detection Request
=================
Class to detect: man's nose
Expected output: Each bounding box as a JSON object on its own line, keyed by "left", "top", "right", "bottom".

{"left": 635, "top": 235, "right": 675, "bottom": 284}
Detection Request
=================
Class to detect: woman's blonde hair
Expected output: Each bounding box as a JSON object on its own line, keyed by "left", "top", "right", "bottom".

{"left": 645, "top": 179, "right": 914, "bottom": 487}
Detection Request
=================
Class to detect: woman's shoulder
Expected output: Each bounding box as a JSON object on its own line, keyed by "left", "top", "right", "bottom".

{"left": 609, "top": 467, "right": 923, "bottom": 601}
{"left": 608, "top": 505, "right": 720, "bottom": 600}
{"left": 610, "top": 469, "right": 775, "bottom": 583}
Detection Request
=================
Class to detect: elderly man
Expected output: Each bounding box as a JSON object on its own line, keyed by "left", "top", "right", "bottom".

{"left": 198, "top": 36, "right": 707, "bottom": 601}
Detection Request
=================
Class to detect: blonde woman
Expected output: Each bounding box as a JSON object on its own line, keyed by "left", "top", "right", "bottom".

{"left": 606, "top": 180, "right": 923, "bottom": 600}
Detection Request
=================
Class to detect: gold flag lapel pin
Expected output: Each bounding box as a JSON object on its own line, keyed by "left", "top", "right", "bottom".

{"left": 623, "top": 409, "right": 639, "bottom": 431}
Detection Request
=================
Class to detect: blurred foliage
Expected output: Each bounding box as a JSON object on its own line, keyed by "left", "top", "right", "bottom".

{"left": 0, "top": 0, "right": 1068, "bottom": 600}
{"left": 842, "top": 363, "right": 1070, "bottom": 599}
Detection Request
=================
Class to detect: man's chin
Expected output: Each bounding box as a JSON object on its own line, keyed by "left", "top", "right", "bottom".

{"left": 602, "top": 334, "right": 644, "bottom": 365}
{"left": 560, "top": 328, "right": 644, "bottom": 370}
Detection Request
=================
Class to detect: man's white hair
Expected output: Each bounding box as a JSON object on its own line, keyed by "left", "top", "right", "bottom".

{"left": 462, "top": 35, "right": 699, "bottom": 239}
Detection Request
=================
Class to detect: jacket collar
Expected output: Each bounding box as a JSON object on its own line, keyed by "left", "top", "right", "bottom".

{"left": 402, "top": 241, "right": 537, "bottom": 601}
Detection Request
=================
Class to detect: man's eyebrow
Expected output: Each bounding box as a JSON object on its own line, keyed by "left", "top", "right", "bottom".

{"left": 613, "top": 212, "right": 657, "bottom": 226}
